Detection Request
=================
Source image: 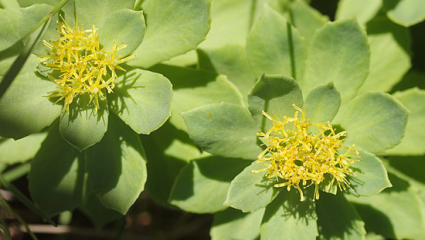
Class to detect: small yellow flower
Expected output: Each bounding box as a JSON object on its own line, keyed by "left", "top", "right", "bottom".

{"left": 41, "top": 17, "right": 134, "bottom": 113}
{"left": 253, "top": 104, "right": 359, "bottom": 201}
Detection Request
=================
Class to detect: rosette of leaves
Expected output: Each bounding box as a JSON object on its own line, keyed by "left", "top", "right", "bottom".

{"left": 169, "top": 5, "right": 412, "bottom": 240}
{"left": 0, "top": 0, "right": 210, "bottom": 225}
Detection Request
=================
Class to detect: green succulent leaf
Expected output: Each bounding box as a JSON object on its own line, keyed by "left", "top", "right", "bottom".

{"left": 170, "top": 156, "right": 250, "bottom": 213}
{"left": 358, "top": 17, "right": 411, "bottom": 94}
{"left": 304, "top": 83, "right": 341, "bottom": 123}
{"left": 386, "top": 88, "right": 425, "bottom": 155}
{"left": 348, "top": 172, "right": 425, "bottom": 239}
{"left": 246, "top": 5, "right": 306, "bottom": 80}
{"left": 75, "top": 0, "right": 135, "bottom": 31}
{"left": 334, "top": 92, "right": 408, "bottom": 154}
{"left": 149, "top": 64, "right": 243, "bottom": 131}
{"left": 261, "top": 190, "right": 318, "bottom": 240}
{"left": 302, "top": 19, "right": 370, "bottom": 102}
{"left": 108, "top": 68, "right": 172, "bottom": 135}
{"left": 211, "top": 208, "right": 264, "bottom": 240}
{"left": 0, "top": 132, "right": 47, "bottom": 165}
{"left": 384, "top": 0, "right": 425, "bottom": 27}
{"left": 182, "top": 103, "right": 261, "bottom": 160}
{"left": 80, "top": 193, "right": 122, "bottom": 228}
{"left": 0, "top": 55, "right": 62, "bottom": 139}
{"left": 248, "top": 75, "right": 303, "bottom": 131}
{"left": 129, "top": 0, "right": 210, "bottom": 68}
{"left": 316, "top": 193, "right": 366, "bottom": 240}
{"left": 59, "top": 96, "right": 108, "bottom": 152}
{"left": 0, "top": 9, "right": 21, "bottom": 52}
{"left": 98, "top": 9, "right": 146, "bottom": 57}
{"left": 29, "top": 125, "right": 86, "bottom": 216}
{"left": 86, "top": 115, "right": 147, "bottom": 215}
{"left": 336, "top": 0, "right": 382, "bottom": 25}
{"left": 225, "top": 161, "right": 278, "bottom": 213}
{"left": 351, "top": 150, "right": 391, "bottom": 196}
{"left": 289, "top": 0, "right": 329, "bottom": 44}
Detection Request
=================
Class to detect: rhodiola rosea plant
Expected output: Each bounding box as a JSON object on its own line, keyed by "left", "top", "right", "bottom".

{"left": 0, "top": 0, "right": 209, "bottom": 228}
{"left": 169, "top": 2, "right": 425, "bottom": 240}
{"left": 1, "top": 0, "right": 425, "bottom": 239}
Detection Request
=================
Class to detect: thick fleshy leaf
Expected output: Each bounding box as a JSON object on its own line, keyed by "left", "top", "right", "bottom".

{"left": 358, "top": 17, "right": 411, "bottom": 93}
{"left": 261, "top": 190, "right": 318, "bottom": 240}
{"left": 302, "top": 19, "right": 370, "bottom": 102}
{"left": 75, "top": 0, "right": 135, "bottom": 31}
{"left": 246, "top": 5, "right": 306, "bottom": 80}
{"left": 225, "top": 161, "right": 279, "bottom": 213}
{"left": 182, "top": 103, "right": 261, "bottom": 160}
{"left": 0, "top": 132, "right": 47, "bottom": 165}
{"left": 350, "top": 150, "right": 391, "bottom": 196}
{"left": 248, "top": 75, "right": 303, "bottom": 131}
{"left": 141, "top": 122, "right": 202, "bottom": 207}
{"left": 86, "top": 115, "right": 147, "bottom": 214}
{"left": 316, "top": 193, "right": 366, "bottom": 240}
{"left": 386, "top": 88, "right": 425, "bottom": 155}
{"left": 129, "top": 0, "right": 210, "bottom": 68}
{"left": 384, "top": 0, "right": 425, "bottom": 27}
{"left": 304, "top": 83, "right": 341, "bottom": 123}
{"left": 336, "top": 0, "right": 382, "bottom": 25}
{"left": 0, "top": 9, "right": 21, "bottom": 52}
{"left": 289, "top": 0, "right": 329, "bottom": 44}
{"left": 98, "top": 9, "right": 145, "bottom": 57}
{"left": 334, "top": 92, "right": 408, "bottom": 154}
{"left": 197, "top": 46, "right": 256, "bottom": 103}
{"left": 170, "top": 156, "right": 250, "bottom": 213}
{"left": 149, "top": 64, "right": 243, "bottom": 131}
{"left": 0, "top": 55, "right": 62, "bottom": 139}
{"left": 80, "top": 193, "right": 122, "bottom": 228}
{"left": 348, "top": 172, "right": 425, "bottom": 239}
{"left": 29, "top": 126, "right": 86, "bottom": 216}
{"left": 108, "top": 68, "right": 172, "bottom": 135}
{"left": 211, "top": 208, "right": 264, "bottom": 240}
{"left": 59, "top": 96, "right": 108, "bottom": 151}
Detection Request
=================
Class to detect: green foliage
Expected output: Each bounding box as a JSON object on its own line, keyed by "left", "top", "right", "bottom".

{"left": 1, "top": 0, "right": 425, "bottom": 238}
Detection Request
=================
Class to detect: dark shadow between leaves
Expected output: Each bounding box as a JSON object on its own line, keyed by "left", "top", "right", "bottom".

{"left": 352, "top": 203, "right": 396, "bottom": 239}
{"left": 148, "top": 64, "right": 218, "bottom": 89}
{"left": 140, "top": 121, "right": 193, "bottom": 207}
{"left": 30, "top": 121, "right": 85, "bottom": 216}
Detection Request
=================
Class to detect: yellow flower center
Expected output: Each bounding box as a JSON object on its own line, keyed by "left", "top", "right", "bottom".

{"left": 41, "top": 18, "right": 134, "bottom": 113}
{"left": 253, "top": 104, "right": 359, "bottom": 201}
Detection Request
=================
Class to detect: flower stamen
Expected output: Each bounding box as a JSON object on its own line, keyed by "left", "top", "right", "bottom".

{"left": 41, "top": 17, "right": 134, "bottom": 113}
{"left": 253, "top": 104, "right": 359, "bottom": 201}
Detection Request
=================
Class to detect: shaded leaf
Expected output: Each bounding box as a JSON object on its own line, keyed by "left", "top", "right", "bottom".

{"left": 29, "top": 125, "right": 86, "bottom": 216}
{"left": 86, "top": 115, "right": 147, "bottom": 214}
{"left": 248, "top": 75, "right": 303, "bottom": 131}
{"left": 225, "top": 161, "right": 278, "bottom": 213}
{"left": 0, "top": 132, "right": 47, "bottom": 165}
{"left": 261, "top": 190, "right": 318, "bottom": 240}
{"left": 182, "top": 103, "right": 261, "bottom": 160}
{"left": 170, "top": 156, "right": 250, "bottom": 213}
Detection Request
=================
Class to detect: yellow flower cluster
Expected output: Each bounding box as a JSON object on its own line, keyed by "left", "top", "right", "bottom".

{"left": 41, "top": 18, "right": 134, "bottom": 113}
{"left": 254, "top": 105, "right": 359, "bottom": 201}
